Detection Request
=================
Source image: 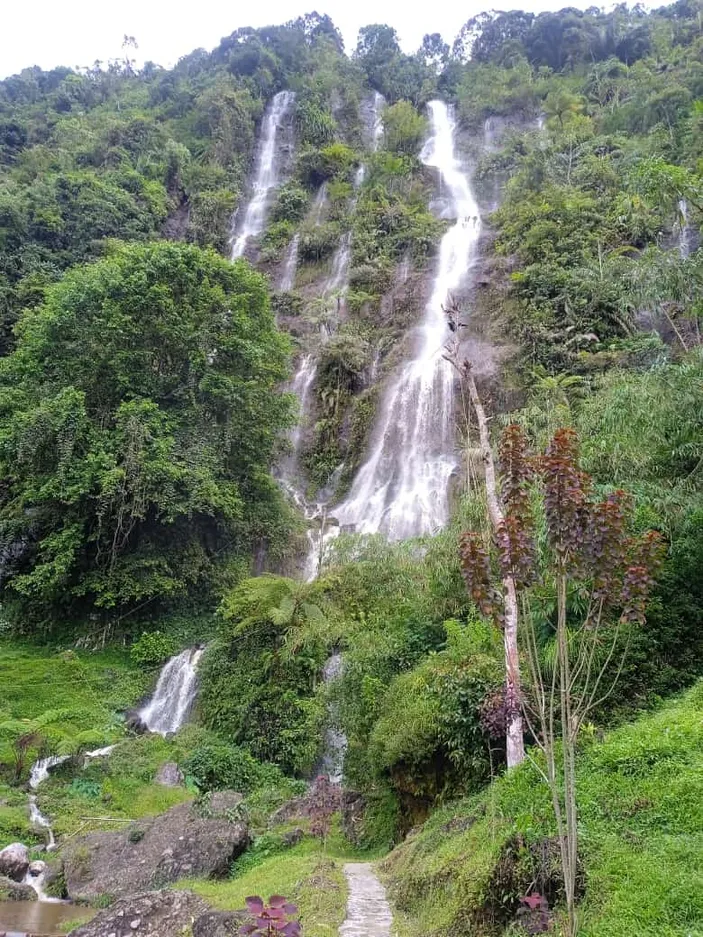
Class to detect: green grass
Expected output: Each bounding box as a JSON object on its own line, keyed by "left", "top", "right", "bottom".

{"left": 382, "top": 682, "right": 703, "bottom": 937}
{"left": 0, "top": 640, "right": 150, "bottom": 739}
{"left": 182, "top": 838, "right": 348, "bottom": 937}
{"left": 0, "top": 640, "right": 195, "bottom": 848}
{"left": 179, "top": 815, "right": 384, "bottom": 937}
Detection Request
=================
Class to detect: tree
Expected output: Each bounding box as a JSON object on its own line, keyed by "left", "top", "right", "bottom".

{"left": 460, "top": 423, "right": 662, "bottom": 936}
{"left": 0, "top": 242, "right": 292, "bottom": 628}
{"left": 419, "top": 33, "right": 449, "bottom": 73}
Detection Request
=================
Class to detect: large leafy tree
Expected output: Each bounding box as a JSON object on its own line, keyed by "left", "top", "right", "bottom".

{"left": 0, "top": 241, "right": 292, "bottom": 627}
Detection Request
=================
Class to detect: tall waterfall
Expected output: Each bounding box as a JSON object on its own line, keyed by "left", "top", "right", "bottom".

{"left": 231, "top": 90, "right": 295, "bottom": 259}
{"left": 332, "top": 101, "right": 481, "bottom": 540}
{"left": 137, "top": 647, "right": 203, "bottom": 736}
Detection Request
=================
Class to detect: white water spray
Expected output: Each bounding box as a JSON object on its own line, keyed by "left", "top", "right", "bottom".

{"left": 677, "top": 198, "right": 692, "bottom": 259}
{"left": 331, "top": 100, "right": 481, "bottom": 541}
{"left": 137, "top": 647, "right": 203, "bottom": 736}
{"left": 231, "top": 90, "right": 295, "bottom": 259}
{"left": 280, "top": 234, "right": 300, "bottom": 291}
{"left": 317, "top": 653, "right": 346, "bottom": 784}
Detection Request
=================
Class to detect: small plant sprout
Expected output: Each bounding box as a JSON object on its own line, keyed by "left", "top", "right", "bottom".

{"left": 239, "top": 895, "right": 301, "bottom": 937}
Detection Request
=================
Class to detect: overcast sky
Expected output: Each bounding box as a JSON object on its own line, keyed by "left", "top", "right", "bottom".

{"left": 3, "top": 0, "right": 601, "bottom": 80}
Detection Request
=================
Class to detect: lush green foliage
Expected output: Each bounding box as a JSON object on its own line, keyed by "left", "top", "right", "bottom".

{"left": 383, "top": 683, "right": 703, "bottom": 937}
{"left": 0, "top": 241, "right": 292, "bottom": 628}
{"left": 198, "top": 575, "right": 336, "bottom": 775}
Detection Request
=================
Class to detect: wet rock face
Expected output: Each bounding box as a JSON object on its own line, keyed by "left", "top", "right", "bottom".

{"left": 341, "top": 791, "right": 366, "bottom": 846}
{"left": 61, "top": 793, "right": 248, "bottom": 902}
{"left": 68, "top": 889, "right": 209, "bottom": 937}
{"left": 0, "top": 842, "right": 29, "bottom": 882}
{"left": 0, "top": 872, "right": 38, "bottom": 901}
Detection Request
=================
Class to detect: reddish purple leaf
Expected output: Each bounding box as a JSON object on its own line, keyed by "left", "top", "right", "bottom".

{"left": 283, "top": 904, "right": 298, "bottom": 915}
{"left": 245, "top": 897, "right": 264, "bottom": 914}
{"left": 268, "top": 895, "right": 287, "bottom": 908}
{"left": 238, "top": 927, "right": 257, "bottom": 936}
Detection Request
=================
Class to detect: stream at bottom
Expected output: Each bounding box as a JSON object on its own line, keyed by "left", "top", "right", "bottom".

{"left": 0, "top": 899, "right": 93, "bottom": 935}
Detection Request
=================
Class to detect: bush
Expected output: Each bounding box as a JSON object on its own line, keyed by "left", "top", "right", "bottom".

{"left": 271, "top": 183, "right": 309, "bottom": 224}
{"left": 382, "top": 101, "right": 427, "bottom": 156}
{"left": 298, "top": 222, "right": 339, "bottom": 262}
{"left": 182, "top": 741, "right": 282, "bottom": 793}
{"left": 130, "top": 631, "right": 179, "bottom": 668}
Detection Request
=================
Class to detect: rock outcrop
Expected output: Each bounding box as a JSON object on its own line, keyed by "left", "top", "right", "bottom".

{"left": 154, "top": 762, "right": 184, "bottom": 787}
{"left": 192, "top": 910, "right": 248, "bottom": 937}
{"left": 68, "top": 889, "right": 209, "bottom": 937}
{"left": 0, "top": 842, "right": 29, "bottom": 882}
{"left": 61, "top": 792, "right": 248, "bottom": 901}
{"left": 0, "top": 873, "right": 37, "bottom": 901}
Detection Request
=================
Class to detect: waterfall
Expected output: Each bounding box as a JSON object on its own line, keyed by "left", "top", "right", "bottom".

{"left": 280, "top": 234, "right": 300, "bottom": 291}
{"left": 137, "top": 647, "right": 203, "bottom": 736}
{"left": 29, "top": 755, "right": 70, "bottom": 790}
{"left": 317, "top": 653, "right": 346, "bottom": 784}
{"left": 678, "top": 198, "right": 692, "bottom": 259}
{"left": 371, "top": 91, "right": 385, "bottom": 150}
{"left": 277, "top": 353, "right": 318, "bottom": 505}
{"left": 230, "top": 90, "right": 295, "bottom": 259}
{"left": 329, "top": 100, "right": 480, "bottom": 541}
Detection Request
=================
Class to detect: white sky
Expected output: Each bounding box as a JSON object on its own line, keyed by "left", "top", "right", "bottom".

{"left": 2, "top": 0, "right": 601, "bottom": 80}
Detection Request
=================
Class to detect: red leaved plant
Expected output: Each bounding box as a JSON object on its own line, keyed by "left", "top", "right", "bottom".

{"left": 239, "top": 895, "right": 301, "bottom": 937}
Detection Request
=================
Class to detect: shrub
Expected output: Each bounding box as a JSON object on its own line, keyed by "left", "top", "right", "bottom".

{"left": 182, "top": 741, "right": 283, "bottom": 794}
{"left": 271, "top": 183, "right": 309, "bottom": 224}
{"left": 130, "top": 631, "right": 179, "bottom": 668}
{"left": 298, "top": 222, "right": 339, "bottom": 262}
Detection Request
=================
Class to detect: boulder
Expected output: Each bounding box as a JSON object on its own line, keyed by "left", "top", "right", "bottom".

{"left": 62, "top": 792, "right": 248, "bottom": 902}
{"left": 193, "top": 910, "right": 248, "bottom": 937}
{"left": 68, "top": 889, "right": 208, "bottom": 937}
{"left": 281, "top": 828, "right": 304, "bottom": 848}
{"left": 0, "top": 873, "right": 37, "bottom": 901}
{"left": 154, "top": 762, "right": 183, "bottom": 787}
{"left": 0, "top": 842, "right": 29, "bottom": 882}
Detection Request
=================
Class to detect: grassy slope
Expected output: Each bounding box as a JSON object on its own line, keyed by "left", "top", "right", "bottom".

{"left": 0, "top": 641, "right": 192, "bottom": 847}
{"left": 383, "top": 683, "right": 703, "bottom": 937}
{"left": 179, "top": 819, "right": 383, "bottom": 937}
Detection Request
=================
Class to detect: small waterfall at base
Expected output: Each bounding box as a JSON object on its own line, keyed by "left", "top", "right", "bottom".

{"left": 328, "top": 100, "right": 480, "bottom": 543}
{"left": 317, "top": 653, "right": 346, "bottom": 784}
{"left": 137, "top": 647, "right": 204, "bottom": 736}
{"left": 230, "top": 90, "right": 295, "bottom": 259}
{"left": 26, "top": 746, "right": 119, "bottom": 852}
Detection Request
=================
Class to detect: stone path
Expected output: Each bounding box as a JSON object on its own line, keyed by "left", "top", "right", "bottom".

{"left": 340, "top": 862, "right": 393, "bottom": 937}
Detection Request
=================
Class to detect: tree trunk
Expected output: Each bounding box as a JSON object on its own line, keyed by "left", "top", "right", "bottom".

{"left": 465, "top": 367, "right": 526, "bottom": 768}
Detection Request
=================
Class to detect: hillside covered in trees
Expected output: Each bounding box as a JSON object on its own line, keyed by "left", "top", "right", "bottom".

{"left": 0, "top": 4, "right": 701, "bottom": 936}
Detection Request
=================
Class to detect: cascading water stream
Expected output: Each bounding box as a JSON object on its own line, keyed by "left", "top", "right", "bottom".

{"left": 25, "top": 746, "right": 116, "bottom": 859}
{"left": 678, "top": 198, "right": 692, "bottom": 259}
{"left": 280, "top": 234, "right": 300, "bottom": 291}
{"left": 231, "top": 90, "right": 295, "bottom": 259}
{"left": 317, "top": 653, "right": 346, "bottom": 784}
{"left": 137, "top": 647, "right": 204, "bottom": 736}
{"left": 313, "top": 101, "right": 480, "bottom": 555}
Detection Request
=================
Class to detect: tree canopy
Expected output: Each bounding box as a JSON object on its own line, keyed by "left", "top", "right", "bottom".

{"left": 0, "top": 241, "right": 292, "bottom": 627}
